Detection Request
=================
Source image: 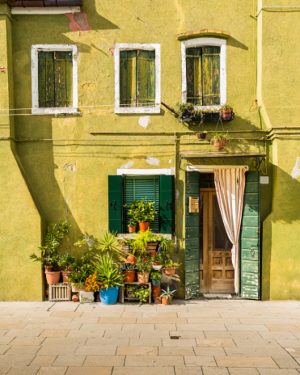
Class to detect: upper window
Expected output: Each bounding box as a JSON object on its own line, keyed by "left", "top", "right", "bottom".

{"left": 31, "top": 45, "right": 78, "bottom": 115}
{"left": 181, "top": 38, "right": 226, "bottom": 108}
{"left": 114, "top": 44, "right": 161, "bottom": 114}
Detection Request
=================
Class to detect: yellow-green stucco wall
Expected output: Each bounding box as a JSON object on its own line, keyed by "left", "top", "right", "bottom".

{"left": 0, "top": 0, "right": 299, "bottom": 300}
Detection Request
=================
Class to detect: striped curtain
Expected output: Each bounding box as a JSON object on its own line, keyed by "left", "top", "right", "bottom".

{"left": 213, "top": 167, "right": 247, "bottom": 294}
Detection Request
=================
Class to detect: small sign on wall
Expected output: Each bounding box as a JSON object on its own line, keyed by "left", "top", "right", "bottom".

{"left": 189, "top": 196, "right": 199, "bottom": 213}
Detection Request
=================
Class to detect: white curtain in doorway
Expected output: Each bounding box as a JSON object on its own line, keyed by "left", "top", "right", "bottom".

{"left": 213, "top": 167, "right": 247, "bottom": 294}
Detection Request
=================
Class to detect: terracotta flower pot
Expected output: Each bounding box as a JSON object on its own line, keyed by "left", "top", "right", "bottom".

{"left": 220, "top": 108, "right": 234, "bottom": 121}
{"left": 45, "top": 271, "right": 61, "bottom": 285}
{"left": 124, "top": 269, "right": 136, "bottom": 282}
{"left": 212, "top": 139, "right": 228, "bottom": 151}
{"left": 137, "top": 271, "right": 150, "bottom": 283}
{"left": 139, "top": 221, "right": 150, "bottom": 232}
{"left": 62, "top": 270, "right": 71, "bottom": 283}
{"left": 161, "top": 296, "right": 171, "bottom": 305}
{"left": 126, "top": 255, "right": 136, "bottom": 264}
{"left": 152, "top": 285, "right": 161, "bottom": 299}
{"left": 128, "top": 224, "right": 137, "bottom": 233}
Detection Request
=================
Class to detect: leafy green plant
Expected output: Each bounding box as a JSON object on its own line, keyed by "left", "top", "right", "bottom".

{"left": 30, "top": 221, "right": 70, "bottom": 270}
{"left": 58, "top": 253, "right": 76, "bottom": 271}
{"left": 94, "top": 254, "right": 123, "bottom": 289}
{"left": 210, "top": 132, "right": 229, "bottom": 142}
{"left": 136, "top": 255, "right": 152, "bottom": 273}
{"left": 134, "top": 286, "right": 150, "bottom": 303}
{"left": 164, "top": 258, "right": 180, "bottom": 268}
{"left": 150, "top": 270, "right": 162, "bottom": 281}
{"left": 129, "top": 229, "right": 160, "bottom": 255}
{"left": 126, "top": 200, "right": 156, "bottom": 223}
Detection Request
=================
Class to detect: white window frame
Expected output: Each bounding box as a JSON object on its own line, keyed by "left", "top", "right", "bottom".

{"left": 114, "top": 43, "right": 161, "bottom": 114}
{"left": 181, "top": 37, "right": 226, "bottom": 109}
{"left": 31, "top": 44, "right": 78, "bottom": 115}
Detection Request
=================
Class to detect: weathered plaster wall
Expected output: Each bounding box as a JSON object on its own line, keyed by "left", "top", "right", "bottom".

{"left": 260, "top": 0, "right": 300, "bottom": 299}
{"left": 0, "top": 6, "right": 43, "bottom": 301}
{"left": 2, "top": 0, "right": 278, "bottom": 300}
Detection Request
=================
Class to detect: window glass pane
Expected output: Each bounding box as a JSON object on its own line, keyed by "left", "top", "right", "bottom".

{"left": 124, "top": 176, "right": 160, "bottom": 233}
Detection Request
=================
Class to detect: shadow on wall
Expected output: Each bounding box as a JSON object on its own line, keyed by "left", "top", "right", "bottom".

{"left": 261, "top": 163, "right": 300, "bottom": 300}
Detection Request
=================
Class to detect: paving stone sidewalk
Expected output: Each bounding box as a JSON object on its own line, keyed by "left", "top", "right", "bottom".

{"left": 0, "top": 300, "right": 300, "bottom": 374}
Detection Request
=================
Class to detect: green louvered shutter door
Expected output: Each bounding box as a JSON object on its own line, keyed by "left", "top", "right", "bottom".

{"left": 240, "top": 171, "right": 261, "bottom": 299}
{"left": 38, "top": 51, "right": 55, "bottom": 108}
{"left": 124, "top": 176, "right": 160, "bottom": 232}
{"left": 120, "top": 50, "right": 137, "bottom": 107}
{"left": 202, "top": 46, "right": 220, "bottom": 106}
{"left": 54, "top": 51, "right": 73, "bottom": 107}
{"left": 137, "top": 50, "right": 155, "bottom": 107}
{"left": 108, "top": 176, "right": 123, "bottom": 233}
{"left": 185, "top": 172, "right": 200, "bottom": 299}
{"left": 159, "top": 175, "right": 174, "bottom": 234}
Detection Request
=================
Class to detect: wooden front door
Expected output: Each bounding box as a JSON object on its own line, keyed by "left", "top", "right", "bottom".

{"left": 200, "top": 189, "right": 234, "bottom": 294}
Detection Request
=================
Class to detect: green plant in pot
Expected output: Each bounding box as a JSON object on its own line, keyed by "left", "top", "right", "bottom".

{"left": 94, "top": 254, "right": 123, "bottom": 304}
{"left": 177, "top": 102, "right": 202, "bottom": 124}
{"left": 210, "top": 132, "right": 229, "bottom": 151}
{"left": 160, "top": 286, "right": 176, "bottom": 305}
{"left": 134, "top": 285, "right": 150, "bottom": 303}
{"left": 150, "top": 270, "right": 162, "bottom": 286}
{"left": 127, "top": 200, "right": 156, "bottom": 232}
{"left": 30, "top": 221, "right": 70, "bottom": 285}
{"left": 136, "top": 255, "right": 152, "bottom": 283}
{"left": 163, "top": 258, "right": 180, "bottom": 276}
{"left": 58, "top": 253, "right": 76, "bottom": 283}
{"left": 220, "top": 104, "right": 234, "bottom": 121}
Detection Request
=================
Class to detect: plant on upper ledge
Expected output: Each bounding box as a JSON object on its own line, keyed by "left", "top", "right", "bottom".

{"left": 177, "top": 103, "right": 234, "bottom": 125}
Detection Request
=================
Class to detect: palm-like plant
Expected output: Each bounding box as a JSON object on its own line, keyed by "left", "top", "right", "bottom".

{"left": 94, "top": 254, "right": 123, "bottom": 289}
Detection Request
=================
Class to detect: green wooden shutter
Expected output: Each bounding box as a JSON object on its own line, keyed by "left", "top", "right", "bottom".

{"left": 186, "top": 47, "right": 202, "bottom": 105}
{"left": 185, "top": 172, "right": 201, "bottom": 299}
{"left": 38, "top": 51, "right": 73, "bottom": 108}
{"left": 54, "top": 51, "right": 73, "bottom": 107}
{"left": 38, "top": 51, "right": 55, "bottom": 108}
{"left": 108, "top": 176, "right": 123, "bottom": 233}
{"left": 159, "top": 175, "right": 174, "bottom": 234}
{"left": 137, "top": 50, "right": 155, "bottom": 107}
{"left": 120, "top": 50, "right": 137, "bottom": 107}
{"left": 124, "top": 176, "right": 159, "bottom": 232}
{"left": 202, "top": 46, "right": 220, "bottom": 106}
{"left": 240, "top": 171, "right": 261, "bottom": 299}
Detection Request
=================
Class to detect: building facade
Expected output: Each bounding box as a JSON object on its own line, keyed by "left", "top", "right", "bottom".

{"left": 0, "top": 0, "right": 299, "bottom": 301}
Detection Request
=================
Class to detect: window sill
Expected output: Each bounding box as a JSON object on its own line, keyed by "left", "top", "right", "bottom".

{"left": 11, "top": 7, "right": 81, "bottom": 15}
{"left": 115, "top": 106, "right": 161, "bottom": 114}
{"left": 32, "top": 108, "right": 81, "bottom": 116}
{"left": 117, "top": 233, "right": 172, "bottom": 240}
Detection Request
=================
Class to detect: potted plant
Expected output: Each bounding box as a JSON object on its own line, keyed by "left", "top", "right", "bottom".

{"left": 210, "top": 132, "right": 229, "bottom": 151}
{"left": 220, "top": 104, "right": 234, "bottom": 121}
{"left": 127, "top": 219, "right": 137, "bottom": 233}
{"left": 123, "top": 263, "right": 137, "bottom": 282}
{"left": 30, "top": 221, "right": 70, "bottom": 285}
{"left": 163, "top": 259, "right": 180, "bottom": 276}
{"left": 58, "top": 253, "right": 76, "bottom": 283}
{"left": 94, "top": 254, "right": 123, "bottom": 304}
{"left": 68, "top": 250, "right": 95, "bottom": 292}
{"left": 127, "top": 200, "right": 156, "bottom": 232}
{"left": 136, "top": 255, "right": 152, "bottom": 283}
{"left": 79, "top": 272, "right": 101, "bottom": 302}
{"left": 160, "top": 286, "right": 176, "bottom": 305}
{"left": 177, "top": 102, "right": 202, "bottom": 124}
{"left": 150, "top": 270, "right": 162, "bottom": 286}
{"left": 134, "top": 285, "right": 150, "bottom": 303}
{"left": 196, "top": 130, "right": 207, "bottom": 140}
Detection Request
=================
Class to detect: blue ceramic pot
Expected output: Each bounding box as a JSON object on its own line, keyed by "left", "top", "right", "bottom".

{"left": 99, "top": 286, "right": 119, "bottom": 304}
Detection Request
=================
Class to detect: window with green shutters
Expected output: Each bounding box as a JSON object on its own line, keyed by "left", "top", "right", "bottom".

{"left": 186, "top": 46, "right": 220, "bottom": 106}
{"left": 120, "top": 50, "right": 155, "bottom": 108}
{"left": 115, "top": 44, "right": 161, "bottom": 114}
{"left": 108, "top": 175, "right": 174, "bottom": 234}
{"left": 32, "top": 45, "right": 78, "bottom": 115}
{"left": 38, "top": 51, "right": 73, "bottom": 108}
{"left": 181, "top": 38, "right": 226, "bottom": 107}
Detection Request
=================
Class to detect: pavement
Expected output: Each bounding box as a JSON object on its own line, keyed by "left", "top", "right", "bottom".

{"left": 0, "top": 300, "right": 300, "bottom": 374}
